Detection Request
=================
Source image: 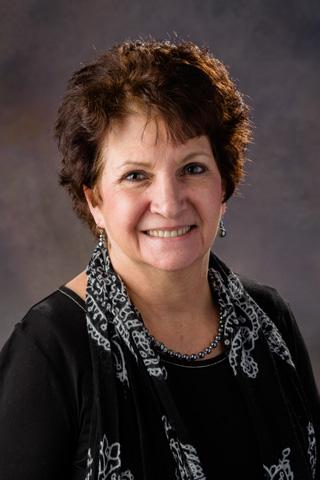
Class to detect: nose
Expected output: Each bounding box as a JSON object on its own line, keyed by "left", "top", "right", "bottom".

{"left": 149, "top": 174, "right": 187, "bottom": 219}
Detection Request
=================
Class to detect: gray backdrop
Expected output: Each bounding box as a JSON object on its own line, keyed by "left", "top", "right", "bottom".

{"left": 1, "top": 0, "right": 319, "bottom": 386}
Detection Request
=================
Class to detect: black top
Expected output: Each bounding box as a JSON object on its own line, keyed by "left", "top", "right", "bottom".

{"left": 163, "top": 352, "right": 262, "bottom": 477}
{"left": 0, "top": 279, "right": 319, "bottom": 479}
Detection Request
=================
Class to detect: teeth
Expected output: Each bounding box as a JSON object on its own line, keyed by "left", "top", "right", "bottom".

{"left": 146, "top": 226, "right": 192, "bottom": 238}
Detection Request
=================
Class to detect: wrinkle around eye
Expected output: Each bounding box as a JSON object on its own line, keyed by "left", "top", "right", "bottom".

{"left": 123, "top": 171, "right": 148, "bottom": 182}
{"left": 182, "top": 163, "right": 209, "bottom": 175}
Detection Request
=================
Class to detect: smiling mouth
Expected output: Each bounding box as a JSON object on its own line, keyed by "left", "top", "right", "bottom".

{"left": 144, "top": 225, "right": 196, "bottom": 238}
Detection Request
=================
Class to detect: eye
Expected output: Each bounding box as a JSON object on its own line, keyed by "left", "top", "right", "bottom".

{"left": 123, "top": 171, "right": 147, "bottom": 182}
{"left": 183, "top": 163, "right": 208, "bottom": 175}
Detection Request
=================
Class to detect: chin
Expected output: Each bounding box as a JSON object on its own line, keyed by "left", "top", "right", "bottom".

{"left": 141, "top": 251, "right": 205, "bottom": 272}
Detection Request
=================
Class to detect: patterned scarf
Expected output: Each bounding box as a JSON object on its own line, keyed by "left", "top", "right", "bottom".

{"left": 84, "top": 241, "right": 317, "bottom": 479}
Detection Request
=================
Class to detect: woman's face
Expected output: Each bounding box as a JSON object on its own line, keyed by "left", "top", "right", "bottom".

{"left": 85, "top": 111, "right": 226, "bottom": 274}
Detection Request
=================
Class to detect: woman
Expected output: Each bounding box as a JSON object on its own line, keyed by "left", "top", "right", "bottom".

{"left": 0, "top": 39, "right": 319, "bottom": 480}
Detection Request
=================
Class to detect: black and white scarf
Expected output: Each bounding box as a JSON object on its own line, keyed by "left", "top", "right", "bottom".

{"left": 84, "top": 241, "right": 317, "bottom": 479}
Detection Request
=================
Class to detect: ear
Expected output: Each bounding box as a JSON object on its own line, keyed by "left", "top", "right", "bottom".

{"left": 221, "top": 201, "right": 227, "bottom": 216}
{"left": 220, "top": 184, "right": 227, "bottom": 216}
{"left": 83, "top": 185, "right": 105, "bottom": 230}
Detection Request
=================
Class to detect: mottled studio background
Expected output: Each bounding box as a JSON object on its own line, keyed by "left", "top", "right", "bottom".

{"left": 1, "top": 0, "right": 319, "bottom": 385}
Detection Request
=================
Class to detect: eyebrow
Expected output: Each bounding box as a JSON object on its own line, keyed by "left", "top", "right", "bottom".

{"left": 118, "top": 151, "right": 213, "bottom": 169}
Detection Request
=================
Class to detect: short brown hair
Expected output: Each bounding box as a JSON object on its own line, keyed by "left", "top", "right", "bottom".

{"left": 55, "top": 39, "right": 251, "bottom": 237}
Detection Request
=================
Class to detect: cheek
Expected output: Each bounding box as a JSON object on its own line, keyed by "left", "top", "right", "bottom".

{"left": 195, "top": 189, "right": 222, "bottom": 213}
{"left": 102, "top": 191, "right": 147, "bottom": 233}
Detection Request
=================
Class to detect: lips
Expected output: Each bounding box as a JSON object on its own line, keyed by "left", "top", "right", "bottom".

{"left": 143, "top": 225, "right": 196, "bottom": 238}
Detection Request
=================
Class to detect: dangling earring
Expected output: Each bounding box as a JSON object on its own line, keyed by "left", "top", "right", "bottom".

{"left": 98, "top": 228, "right": 105, "bottom": 247}
{"left": 219, "top": 219, "right": 227, "bottom": 238}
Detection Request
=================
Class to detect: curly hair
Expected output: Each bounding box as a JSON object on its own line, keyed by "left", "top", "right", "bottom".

{"left": 55, "top": 39, "right": 251, "bottom": 237}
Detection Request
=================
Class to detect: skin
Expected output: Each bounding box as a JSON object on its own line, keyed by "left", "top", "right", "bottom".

{"left": 67, "top": 110, "right": 227, "bottom": 358}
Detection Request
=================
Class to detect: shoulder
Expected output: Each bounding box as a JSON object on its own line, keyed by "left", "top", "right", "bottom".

{"left": 237, "top": 273, "right": 302, "bottom": 356}
{"left": 238, "top": 273, "right": 288, "bottom": 318}
{"left": 9, "top": 287, "right": 89, "bottom": 376}
{"left": 211, "top": 253, "right": 290, "bottom": 323}
{"left": 22, "top": 286, "right": 86, "bottom": 336}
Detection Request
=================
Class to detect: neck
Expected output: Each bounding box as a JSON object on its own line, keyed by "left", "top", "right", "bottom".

{"left": 109, "top": 249, "right": 216, "bottom": 332}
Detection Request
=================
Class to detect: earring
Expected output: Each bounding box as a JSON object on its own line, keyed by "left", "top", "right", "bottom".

{"left": 219, "top": 219, "right": 227, "bottom": 238}
{"left": 98, "top": 228, "right": 105, "bottom": 247}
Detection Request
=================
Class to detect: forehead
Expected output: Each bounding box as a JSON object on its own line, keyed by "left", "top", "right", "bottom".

{"left": 110, "top": 111, "right": 166, "bottom": 146}
{"left": 100, "top": 111, "right": 212, "bottom": 167}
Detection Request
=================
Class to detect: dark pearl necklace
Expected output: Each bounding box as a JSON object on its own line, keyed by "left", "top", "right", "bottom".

{"left": 145, "top": 308, "right": 225, "bottom": 362}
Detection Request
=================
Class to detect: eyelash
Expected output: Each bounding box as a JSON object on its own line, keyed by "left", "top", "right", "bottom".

{"left": 184, "top": 164, "right": 207, "bottom": 175}
{"left": 123, "top": 171, "right": 147, "bottom": 182}
{"left": 123, "top": 163, "right": 208, "bottom": 182}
